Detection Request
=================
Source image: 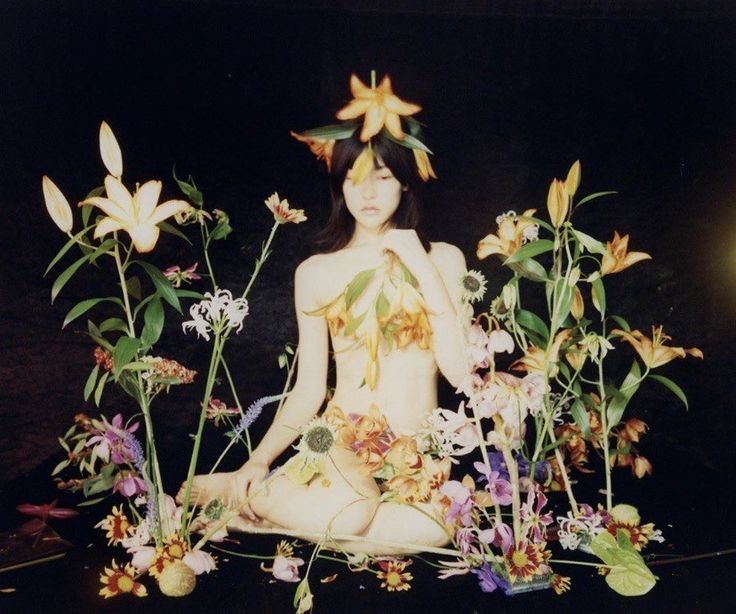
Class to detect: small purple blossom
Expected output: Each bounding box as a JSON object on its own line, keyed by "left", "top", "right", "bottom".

{"left": 478, "top": 521, "right": 514, "bottom": 553}
{"left": 233, "top": 394, "right": 284, "bottom": 440}
{"left": 472, "top": 563, "right": 510, "bottom": 594}
{"left": 520, "top": 486, "right": 554, "bottom": 543}
{"left": 440, "top": 481, "right": 474, "bottom": 527}
{"left": 474, "top": 461, "right": 513, "bottom": 506}
{"left": 113, "top": 472, "right": 148, "bottom": 497}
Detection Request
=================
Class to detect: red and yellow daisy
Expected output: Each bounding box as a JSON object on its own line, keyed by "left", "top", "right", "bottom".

{"left": 377, "top": 559, "right": 413, "bottom": 592}
{"left": 95, "top": 505, "right": 134, "bottom": 545}
{"left": 99, "top": 559, "right": 147, "bottom": 599}
{"left": 148, "top": 534, "right": 188, "bottom": 578}
{"left": 606, "top": 521, "right": 655, "bottom": 551}
{"left": 505, "top": 541, "right": 544, "bottom": 583}
{"left": 551, "top": 574, "right": 572, "bottom": 595}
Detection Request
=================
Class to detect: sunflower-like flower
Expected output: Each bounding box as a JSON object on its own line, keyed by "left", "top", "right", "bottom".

{"left": 95, "top": 505, "right": 135, "bottom": 545}
{"left": 504, "top": 541, "right": 545, "bottom": 583}
{"left": 477, "top": 209, "right": 539, "bottom": 260}
{"left": 284, "top": 416, "right": 339, "bottom": 485}
{"left": 612, "top": 325, "right": 703, "bottom": 369}
{"left": 459, "top": 270, "right": 488, "bottom": 304}
{"left": 99, "top": 559, "right": 148, "bottom": 599}
{"left": 336, "top": 74, "right": 421, "bottom": 142}
{"left": 80, "top": 175, "right": 191, "bottom": 253}
{"left": 376, "top": 559, "right": 413, "bottom": 592}
{"left": 148, "top": 534, "right": 188, "bottom": 579}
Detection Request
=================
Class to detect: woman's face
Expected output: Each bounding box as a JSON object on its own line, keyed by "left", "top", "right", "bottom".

{"left": 342, "top": 158, "right": 403, "bottom": 231}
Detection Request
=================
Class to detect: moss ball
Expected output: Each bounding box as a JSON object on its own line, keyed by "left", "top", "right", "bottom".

{"left": 158, "top": 561, "right": 196, "bottom": 597}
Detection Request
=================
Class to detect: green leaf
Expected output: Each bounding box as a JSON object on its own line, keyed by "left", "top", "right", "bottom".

{"left": 77, "top": 496, "right": 108, "bottom": 507}
{"left": 119, "top": 361, "right": 155, "bottom": 372}
{"left": 504, "top": 239, "right": 554, "bottom": 264}
{"left": 343, "top": 311, "right": 367, "bottom": 337}
{"left": 591, "top": 531, "right": 657, "bottom": 596}
{"left": 648, "top": 374, "right": 689, "bottom": 410}
{"left": 591, "top": 277, "right": 606, "bottom": 314}
{"left": 572, "top": 229, "right": 607, "bottom": 255}
{"left": 44, "top": 224, "right": 95, "bottom": 276}
{"left": 51, "top": 459, "right": 70, "bottom": 476}
{"left": 515, "top": 309, "right": 550, "bottom": 345}
{"left": 609, "top": 315, "right": 631, "bottom": 332}
{"left": 112, "top": 335, "right": 142, "bottom": 379}
{"left": 125, "top": 276, "right": 143, "bottom": 301}
{"left": 209, "top": 218, "right": 232, "bottom": 242}
{"left": 345, "top": 269, "right": 376, "bottom": 309}
{"left": 398, "top": 262, "right": 417, "bottom": 285}
{"left": 159, "top": 221, "right": 193, "bottom": 245}
{"left": 134, "top": 261, "right": 181, "bottom": 313}
{"left": 385, "top": 130, "right": 432, "bottom": 153}
{"left": 300, "top": 123, "right": 358, "bottom": 140}
{"left": 575, "top": 190, "right": 618, "bottom": 208}
{"left": 375, "top": 291, "right": 389, "bottom": 319}
{"left": 50, "top": 253, "right": 91, "bottom": 304}
{"left": 172, "top": 167, "right": 203, "bottom": 205}
{"left": 570, "top": 399, "right": 591, "bottom": 438}
{"left": 606, "top": 361, "right": 642, "bottom": 427}
{"left": 99, "top": 317, "right": 129, "bottom": 334}
{"left": 552, "top": 279, "right": 574, "bottom": 332}
{"left": 141, "top": 298, "right": 164, "bottom": 348}
{"left": 63, "top": 297, "right": 122, "bottom": 328}
{"left": 94, "top": 371, "right": 109, "bottom": 407}
{"left": 83, "top": 364, "right": 100, "bottom": 402}
{"left": 175, "top": 289, "right": 205, "bottom": 300}
{"left": 277, "top": 353, "right": 287, "bottom": 369}
{"left": 508, "top": 258, "right": 548, "bottom": 283}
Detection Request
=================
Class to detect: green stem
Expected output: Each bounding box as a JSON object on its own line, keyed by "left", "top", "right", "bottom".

{"left": 241, "top": 221, "right": 279, "bottom": 300}
{"left": 218, "top": 355, "right": 251, "bottom": 452}
{"left": 200, "top": 222, "right": 217, "bottom": 290}
{"left": 275, "top": 346, "right": 299, "bottom": 418}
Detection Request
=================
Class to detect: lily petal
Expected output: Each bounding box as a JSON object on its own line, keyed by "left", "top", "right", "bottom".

{"left": 93, "top": 216, "right": 126, "bottom": 238}
{"left": 135, "top": 180, "right": 163, "bottom": 220}
{"left": 128, "top": 224, "right": 160, "bottom": 253}
{"left": 147, "top": 199, "right": 192, "bottom": 225}
{"left": 104, "top": 175, "right": 133, "bottom": 210}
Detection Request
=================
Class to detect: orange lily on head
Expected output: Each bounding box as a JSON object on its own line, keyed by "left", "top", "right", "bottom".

{"left": 336, "top": 74, "right": 421, "bottom": 142}
{"left": 289, "top": 131, "right": 335, "bottom": 170}
{"left": 600, "top": 231, "right": 651, "bottom": 275}
{"left": 612, "top": 325, "right": 703, "bottom": 369}
{"left": 477, "top": 209, "right": 538, "bottom": 259}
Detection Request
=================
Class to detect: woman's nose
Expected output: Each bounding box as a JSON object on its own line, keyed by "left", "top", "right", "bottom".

{"left": 360, "top": 176, "right": 376, "bottom": 199}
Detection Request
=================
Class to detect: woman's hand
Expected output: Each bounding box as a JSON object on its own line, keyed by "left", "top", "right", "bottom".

{"left": 228, "top": 458, "right": 270, "bottom": 520}
{"left": 381, "top": 229, "right": 433, "bottom": 281}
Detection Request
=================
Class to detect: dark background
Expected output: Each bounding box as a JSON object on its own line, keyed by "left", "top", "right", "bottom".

{"left": 1, "top": 1, "right": 735, "bottom": 612}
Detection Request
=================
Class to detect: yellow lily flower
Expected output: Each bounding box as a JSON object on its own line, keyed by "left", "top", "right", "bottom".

{"left": 80, "top": 175, "right": 191, "bottom": 253}
{"left": 42, "top": 176, "right": 73, "bottom": 232}
{"left": 336, "top": 74, "right": 421, "bottom": 142}
{"left": 290, "top": 130, "right": 335, "bottom": 171}
{"left": 476, "top": 209, "right": 537, "bottom": 259}
{"left": 413, "top": 149, "right": 437, "bottom": 181}
{"left": 611, "top": 325, "right": 703, "bottom": 369}
{"left": 546, "top": 178, "right": 569, "bottom": 228}
{"left": 99, "top": 121, "right": 123, "bottom": 178}
{"left": 305, "top": 291, "right": 348, "bottom": 337}
{"left": 511, "top": 329, "right": 572, "bottom": 376}
{"left": 600, "top": 231, "right": 651, "bottom": 275}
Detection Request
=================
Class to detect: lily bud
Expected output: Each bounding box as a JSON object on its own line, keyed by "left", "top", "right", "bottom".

{"left": 42, "top": 176, "right": 73, "bottom": 232}
{"left": 571, "top": 286, "right": 584, "bottom": 320}
{"left": 99, "top": 121, "right": 123, "bottom": 178}
{"left": 502, "top": 284, "right": 517, "bottom": 311}
{"left": 546, "top": 178, "right": 569, "bottom": 228}
{"left": 568, "top": 266, "right": 581, "bottom": 286}
{"left": 565, "top": 160, "right": 581, "bottom": 198}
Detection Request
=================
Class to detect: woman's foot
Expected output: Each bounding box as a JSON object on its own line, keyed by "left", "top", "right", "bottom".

{"left": 176, "top": 472, "right": 236, "bottom": 508}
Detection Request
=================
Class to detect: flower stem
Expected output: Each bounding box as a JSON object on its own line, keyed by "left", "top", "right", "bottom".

{"left": 241, "top": 221, "right": 279, "bottom": 301}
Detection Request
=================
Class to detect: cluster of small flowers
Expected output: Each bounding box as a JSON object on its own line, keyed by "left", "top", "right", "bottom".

{"left": 94, "top": 346, "right": 114, "bottom": 371}
{"left": 140, "top": 356, "right": 197, "bottom": 395}
{"left": 556, "top": 504, "right": 610, "bottom": 551}
{"left": 495, "top": 210, "right": 539, "bottom": 244}
{"left": 182, "top": 289, "right": 249, "bottom": 341}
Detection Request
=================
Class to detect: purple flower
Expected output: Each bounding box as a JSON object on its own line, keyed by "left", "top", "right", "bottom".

{"left": 478, "top": 521, "right": 514, "bottom": 553}
{"left": 520, "top": 486, "right": 554, "bottom": 543}
{"left": 87, "top": 414, "right": 140, "bottom": 465}
{"left": 113, "top": 472, "right": 148, "bottom": 497}
{"left": 454, "top": 527, "right": 476, "bottom": 556}
{"left": 473, "top": 462, "right": 513, "bottom": 506}
{"left": 472, "top": 563, "right": 510, "bottom": 594}
{"left": 440, "top": 481, "right": 474, "bottom": 526}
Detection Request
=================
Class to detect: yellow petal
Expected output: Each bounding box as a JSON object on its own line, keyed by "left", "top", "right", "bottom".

{"left": 134, "top": 180, "right": 163, "bottom": 220}
{"left": 384, "top": 112, "right": 405, "bottom": 140}
{"left": 42, "top": 176, "right": 73, "bottom": 232}
{"left": 349, "top": 73, "right": 373, "bottom": 99}
{"left": 350, "top": 147, "right": 374, "bottom": 185}
{"left": 382, "top": 93, "right": 422, "bottom": 116}
{"left": 360, "top": 103, "right": 386, "bottom": 142}
{"left": 336, "top": 98, "right": 372, "bottom": 120}
{"left": 99, "top": 121, "right": 123, "bottom": 178}
{"left": 93, "top": 216, "right": 126, "bottom": 238}
{"left": 476, "top": 235, "right": 504, "bottom": 259}
{"left": 80, "top": 196, "right": 129, "bottom": 222}
{"left": 565, "top": 160, "right": 581, "bottom": 197}
{"left": 148, "top": 200, "right": 193, "bottom": 225}
{"left": 128, "top": 224, "right": 160, "bottom": 253}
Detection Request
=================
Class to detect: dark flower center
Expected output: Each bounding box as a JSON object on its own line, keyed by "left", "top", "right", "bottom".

{"left": 462, "top": 275, "right": 481, "bottom": 292}
{"left": 305, "top": 426, "right": 334, "bottom": 453}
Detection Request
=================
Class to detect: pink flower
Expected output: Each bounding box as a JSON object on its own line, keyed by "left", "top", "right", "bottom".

{"left": 112, "top": 471, "right": 147, "bottom": 497}
{"left": 271, "top": 555, "right": 305, "bottom": 582}
{"left": 474, "top": 461, "right": 513, "bottom": 506}
{"left": 183, "top": 549, "right": 217, "bottom": 575}
{"left": 478, "top": 521, "right": 514, "bottom": 553}
{"left": 520, "top": 487, "right": 553, "bottom": 543}
{"left": 440, "top": 481, "right": 474, "bottom": 526}
{"left": 163, "top": 263, "right": 201, "bottom": 288}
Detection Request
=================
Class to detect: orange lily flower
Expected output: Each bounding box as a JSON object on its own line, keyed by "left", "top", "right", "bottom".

{"left": 289, "top": 131, "right": 335, "bottom": 170}
{"left": 477, "top": 209, "right": 537, "bottom": 259}
{"left": 413, "top": 149, "right": 437, "bottom": 181}
{"left": 600, "top": 231, "right": 651, "bottom": 275}
{"left": 612, "top": 325, "right": 703, "bottom": 369}
{"left": 336, "top": 74, "right": 421, "bottom": 142}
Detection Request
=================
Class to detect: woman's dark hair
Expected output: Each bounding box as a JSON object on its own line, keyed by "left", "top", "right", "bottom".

{"left": 313, "top": 132, "right": 431, "bottom": 253}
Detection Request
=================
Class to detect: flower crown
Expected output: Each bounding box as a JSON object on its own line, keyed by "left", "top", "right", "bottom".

{"left": 291, "top": 71, "right": 436, "bottom": 184}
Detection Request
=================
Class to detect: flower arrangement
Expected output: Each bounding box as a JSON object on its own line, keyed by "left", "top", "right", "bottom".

{"left": 43, "top": 122, "right": 305, "bottom": 598}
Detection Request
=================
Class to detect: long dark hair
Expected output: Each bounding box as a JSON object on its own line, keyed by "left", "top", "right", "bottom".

{"left": 313, "top": 133, "right": 431, "bottom": 253}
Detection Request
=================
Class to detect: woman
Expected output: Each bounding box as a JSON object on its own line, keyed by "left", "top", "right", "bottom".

{"left": 179, "top": 75, "right": 469, "bottom": 554}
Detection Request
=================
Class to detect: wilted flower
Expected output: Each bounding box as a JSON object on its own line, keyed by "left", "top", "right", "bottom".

{"left": 163, "top": 263, "right": 201, "bottom": 288}
{"left": 551, "top": 574, "right": 572, "bottom": 595}
{"left": 290, "top": 130, "right": 335, "bottom": 170}
{"left": 205, "top": 398, "right": 240, "bottom": 427}
{"left": 182, "top": 549, "right": 217, "bottom": 575}
{"left": 520, "top": 487, "right": 554, "bottom": 543}
{"left": 266, "top": 555, "right": 305, "bottom": 582}
{"left": 264, "top": 192, "right": 307, "bottom": 224}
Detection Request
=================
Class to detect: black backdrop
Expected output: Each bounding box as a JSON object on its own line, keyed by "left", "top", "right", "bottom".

{"left": 1, "top": 1, "right": 735, "bottom": 612}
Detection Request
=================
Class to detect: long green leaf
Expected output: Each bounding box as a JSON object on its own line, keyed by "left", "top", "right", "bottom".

{"left": 343, "top": 311, "right": 367, "bottom": 337}
{"left": 300, "top": 123, "right": 358, "bottom": 140}
{"left": 83, "top": 364, "right": 100, "bottom": 402}
{"left": 112, "top": 335, "right": 141, "bottom": 379}
{"left": 515, "top": 309, "right": 550, "bottom": 345}
{"left": 175, "top": 289, "right": 205, "bottom": 300}
{"left": 94, "top": 371, "right": 109, "bottom": 407}
{"left": 648, "top": 374, "right": 689, "bottom": 410}
{"left": 552, "top": 279, "right": 574, "bottom": 331}
{"left": 508, "top": 258, "right": 548, "bottom": 282}
{"left": 159, "top": 221, "right": 193, "bottom": 245}
{"left": 572, "top": 229, "right": 607, "bottom": 255}
{"left": 570, "top": 399, "right": 591, "bottom": 438}
{"left": 575, "top": 190, "right": 618, "bottom": 208}
{"left": 606, "top": 361, "right": 641, "bottom": 427}
{"left": 345, "top": 269, "right": 375, "bottom": 309}
{"left": 141, "top": 298, "right": 164, "bottom": 348}
{"left": 609, "top": 314, "right": 631, "bottom": 332}
{"left": 50, "top": 252, "right": 91, "bottom": 304}
{"left": 44, "top": 224, "right": 95, "bottom": 276}
{"left": 63, "top": 297, "right": 122, "bottom": 328}
{"left": 99, "top": 317, "right": 129, "bottom": 333}
{"left": 134, "top": 261, "right": 181, "bottom": 313}
{"left": 77, "top": 496, "right": 108, "bottom": 507}
{"left": 504, "top": 239, "right": 554, "bottom": 264}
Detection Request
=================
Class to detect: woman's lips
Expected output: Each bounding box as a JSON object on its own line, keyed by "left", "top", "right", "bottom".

{"left": 361, "top": 206, "right": 380, "bottom": 214}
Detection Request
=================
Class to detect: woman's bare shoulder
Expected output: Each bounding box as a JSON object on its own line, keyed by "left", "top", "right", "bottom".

{"left": 429, "top": 241, "right": 466, "bottom": 269}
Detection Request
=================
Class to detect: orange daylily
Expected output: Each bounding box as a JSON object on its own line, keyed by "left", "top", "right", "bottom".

{"left": 477, "top": 209, "right": 538, "bottom": 259}
{"left": 413, "top": 149, "right": 437, "bottom": 181}
{"left": 289, "top": 131, "right": 335, "bottom": 170}
{"left": 305, "top": 292, "right": 349, "bottom": 337}
{"left": 80, "top": 175, "right": 191, "bottom": 253}
{"left": 336, "top": 74, "right": 421, "bottom": 142}
{"left": 612, "top": 325, "right": 703, "bottom": 369}
{"left": 511, "top": 329, "right": 572, "bottom": 376}
{"left": 600, "top": 231, "right": 651, "bottom": 275}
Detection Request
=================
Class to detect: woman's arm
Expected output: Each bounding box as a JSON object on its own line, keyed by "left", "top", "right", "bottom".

{"left": 381, "top": 231, "right": 468, "bottom": 388}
